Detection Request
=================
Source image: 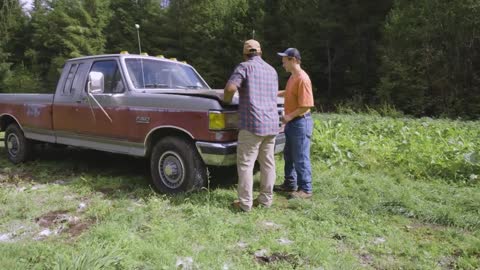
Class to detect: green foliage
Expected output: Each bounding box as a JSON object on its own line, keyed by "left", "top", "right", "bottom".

{"left": 0, "top": 0, "right": 26, "bottom": 93}
{"left": 311, "top": 114, "right": 480, "bottom": 182}
{"left": 28, "top": 0, "right": 111, "bottom": 89}
{"left": 1, "top": 0, "right": 480, "bottom": 118}
{"left": 0, "top": 114, "right": 479, "bottom": 268}
{"left": 3, "top": 64, "right": 42, "bottom": 93}
{"left": 378, "top": 0, "right": 480, "bottom": 118}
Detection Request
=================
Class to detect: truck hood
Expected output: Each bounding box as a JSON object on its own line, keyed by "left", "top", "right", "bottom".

{"left": 146, "top": 89, "right": 284, "bottom": 106}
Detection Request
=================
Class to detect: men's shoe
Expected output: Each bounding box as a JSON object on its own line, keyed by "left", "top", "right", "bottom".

{"left": 231, "top": 200, "right": 251, "bottom": 212}
{"left": 273, "top": 183, "right": 297, "bottom": 192}
{"left": 288, "top": 190, "right": 313, "bottom": 200}
{"left": 253, "top": 198, "right": 271, "bottom": 208}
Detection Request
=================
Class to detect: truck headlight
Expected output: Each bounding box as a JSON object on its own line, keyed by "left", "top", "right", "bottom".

{"left": 209, "top": 111, "right": 238, "bottom": 130}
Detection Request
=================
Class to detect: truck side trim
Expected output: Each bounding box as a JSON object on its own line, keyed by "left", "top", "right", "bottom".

{"left": 24, "top": 127, "right": 56, "bottom": 143}
{"left": 55, "top": 131, "right": 145, "bottom": 157}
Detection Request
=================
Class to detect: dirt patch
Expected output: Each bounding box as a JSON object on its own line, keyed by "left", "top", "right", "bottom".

{"left": 64, "top": 219, "right": 95, "bottom": 237}
{"left": 254, "top": 252, "right": 301, "bottom": 266}
{"left": 35, "top": 210, "right": 95, "bottom": 238}
{"left": 358, "top": 253, "right": 374, "bottom": 267}
{"left": 35, "top": 210, "right": 70, "bottom": 228}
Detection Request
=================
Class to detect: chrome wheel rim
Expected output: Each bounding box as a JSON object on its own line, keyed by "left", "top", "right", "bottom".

{"left": 6, "top": 133, "right": 20, "bottom": 157}
{"left": 158, "top": 151, "right": 185, "bottom": 189}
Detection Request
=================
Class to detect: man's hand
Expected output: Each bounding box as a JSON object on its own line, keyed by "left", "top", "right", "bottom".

{"left": 281, "top": 114, "right": 293, "bottom": 124}
{"left": 224, "top": 82, "right": 238, "bottom": 103}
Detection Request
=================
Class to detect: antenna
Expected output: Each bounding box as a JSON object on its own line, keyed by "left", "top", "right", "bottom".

{"left": 135, "top": 24, "right": 142, "bottom": 54}
{"left": 135, "top": 23, "right": 146, "bottom": 88}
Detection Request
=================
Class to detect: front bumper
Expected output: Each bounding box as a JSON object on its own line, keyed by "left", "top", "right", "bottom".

{"left": 195, "top": 133, "right": 286, "bottom": 166}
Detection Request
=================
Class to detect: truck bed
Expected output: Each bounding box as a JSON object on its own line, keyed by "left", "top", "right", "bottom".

{"left": 0, "top": 93, "right": 54, "bottom": 139}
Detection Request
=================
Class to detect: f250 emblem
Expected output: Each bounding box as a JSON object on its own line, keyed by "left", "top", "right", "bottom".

{"left": 136, "top": 116, "right": 150, "bottom": 124}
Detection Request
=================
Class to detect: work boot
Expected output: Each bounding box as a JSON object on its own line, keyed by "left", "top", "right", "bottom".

{"left": 288, "top": 190, "right": 313, "bottom": 200}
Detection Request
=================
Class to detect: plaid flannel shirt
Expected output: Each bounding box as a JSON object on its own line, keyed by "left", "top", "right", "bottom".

{"left": 227, "top": 56, "right": 279, "bottom": 136}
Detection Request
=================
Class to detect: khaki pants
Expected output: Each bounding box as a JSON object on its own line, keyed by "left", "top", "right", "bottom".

{"left": 237, "top": 129, "right": 276, "bottom": 211}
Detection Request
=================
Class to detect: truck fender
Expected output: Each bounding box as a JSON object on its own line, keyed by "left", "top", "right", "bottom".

{"left": 144, "top": 126, "right": 195, "bottom": 156}
{"left": 0, "top": 114, "right": 23, "bottom": 132}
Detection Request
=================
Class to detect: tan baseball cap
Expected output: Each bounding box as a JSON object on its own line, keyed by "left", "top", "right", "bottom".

{"left": 243, "top": 39, "right": 261, "bottom": 55}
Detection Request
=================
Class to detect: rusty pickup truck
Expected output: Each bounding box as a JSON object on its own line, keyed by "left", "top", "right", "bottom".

{"left": 0, "top": 54, "right": 285, "bottom": 193}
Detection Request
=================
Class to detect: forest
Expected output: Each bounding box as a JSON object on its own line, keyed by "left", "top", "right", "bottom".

{"left": 1, "top": 0, "right": 479, "bottom": 118}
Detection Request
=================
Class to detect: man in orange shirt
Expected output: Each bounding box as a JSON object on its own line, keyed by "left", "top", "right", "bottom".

{"left": 274, "top": 48, "right": 314, "bottom": 199}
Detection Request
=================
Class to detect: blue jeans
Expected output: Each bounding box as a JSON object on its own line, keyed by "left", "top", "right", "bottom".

{"left": 283, "top": 114, "right": 313, "bottom": 193}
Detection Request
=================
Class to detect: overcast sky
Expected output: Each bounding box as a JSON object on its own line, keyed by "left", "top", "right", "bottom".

{"left": 20, "top": 0, "right": 33, "bottom": 11}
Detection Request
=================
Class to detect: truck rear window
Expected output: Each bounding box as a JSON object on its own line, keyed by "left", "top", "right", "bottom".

{"left": 63, "top": 64, "right": 78, "bottom": 95}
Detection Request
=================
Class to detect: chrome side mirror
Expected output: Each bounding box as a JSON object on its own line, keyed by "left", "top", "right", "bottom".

{"left": 88, "top": 71, "right": 104, "bottom": 94}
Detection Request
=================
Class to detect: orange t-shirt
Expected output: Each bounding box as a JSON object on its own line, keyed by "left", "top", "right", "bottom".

{"left": 284, "top": 70, "right": 314, "bottom": 115}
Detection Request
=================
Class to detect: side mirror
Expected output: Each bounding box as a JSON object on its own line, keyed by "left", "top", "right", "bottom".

{"left": 88, "top": 71, "right": 104, "bottom": 94}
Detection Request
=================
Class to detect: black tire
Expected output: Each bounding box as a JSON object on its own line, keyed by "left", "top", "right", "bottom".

{"left": 150, "top": 137, "right": 207, "bottom": 194}
{"left": 209, "top": 165, "right": 238, "bottom": 187}
{"left": 209, "top": 162, "right": 260, "bottom": 187}
{"left": 4, "top": 124, "right": 33, "bottom": 164}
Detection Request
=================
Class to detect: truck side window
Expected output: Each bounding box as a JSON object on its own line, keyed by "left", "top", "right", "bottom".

{"left": 63, "top": 64, "right": 78, "bottom": 95}
{"left": 89, "top": 60, "right": 125, "bottom": 94}
{"left": 70, "top": 63, "right": 84, "bottom": 94}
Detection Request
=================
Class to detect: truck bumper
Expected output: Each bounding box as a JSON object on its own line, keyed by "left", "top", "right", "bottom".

{"left": 195, "top": 133, "right": 286, "bottom": 166}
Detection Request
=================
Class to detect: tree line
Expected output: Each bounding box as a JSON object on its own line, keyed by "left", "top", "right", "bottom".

{"left": 1, "top": 0, "right": 479, "bottom": 118}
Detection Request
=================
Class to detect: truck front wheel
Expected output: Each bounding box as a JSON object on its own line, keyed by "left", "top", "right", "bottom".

{"left": 4, "top": 124, "right": 32, "bottom": 164}
{"left": 150, "top": 137, "right": 206, "bottom": 194}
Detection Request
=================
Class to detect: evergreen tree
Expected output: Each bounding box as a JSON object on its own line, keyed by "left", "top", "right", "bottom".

{"left": 29, "top": 0, "right": 111, "bottom": 90}
{"left": 0, "top": 0, "right": 26, "bottom": 92}
{"left": 378, "top": 0, "right": 480, "bottom": 117}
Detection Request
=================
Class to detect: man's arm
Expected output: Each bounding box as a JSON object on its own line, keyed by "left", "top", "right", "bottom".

{"left": 282, "top": 107, "right": 310, "bottom": 124}
{"left": 224, "top": 82, "right": 238, "bottom": 103}
{"left": 277, "top": 90, "right": 286, "bottom": 97}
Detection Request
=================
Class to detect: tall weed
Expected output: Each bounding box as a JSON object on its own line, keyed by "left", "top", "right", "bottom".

{"left": 311, "top": 114, "right": 479, "bottom": 182}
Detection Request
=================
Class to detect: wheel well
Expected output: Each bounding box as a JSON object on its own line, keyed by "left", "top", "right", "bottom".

{"left": 0, "top": 115, "right": 19, "bottom": 132}
{"left": 145, "top": 128, "right": 194, "bottom": 157}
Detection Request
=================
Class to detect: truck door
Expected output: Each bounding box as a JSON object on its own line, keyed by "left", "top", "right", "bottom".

{"left": 75, "top": 59, "right": 130, "bottom": 141}
{"left": 53, "top": 62, "right": 88, "bottom": 135}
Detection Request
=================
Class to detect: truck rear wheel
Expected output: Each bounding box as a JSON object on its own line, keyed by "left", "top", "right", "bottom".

{"left": 150, "top": 137, "right": 206, "bottom": 194}
{"left": 4, "top": 124, "right": 33, "bottom": 164}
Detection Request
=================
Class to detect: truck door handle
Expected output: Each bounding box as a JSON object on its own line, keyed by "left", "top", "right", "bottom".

{"left": 76, "top": 97, "right": 87, "bottom": 103}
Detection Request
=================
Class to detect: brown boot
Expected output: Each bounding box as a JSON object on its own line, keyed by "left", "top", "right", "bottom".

{"left": 231, "top": 200, "right": 251, "bottom": 212}
{"left": 253, "top": 198, "right": 271, "bottom": 208}
{"left": 288, "top": 190, "right": 313, "bottom": 200}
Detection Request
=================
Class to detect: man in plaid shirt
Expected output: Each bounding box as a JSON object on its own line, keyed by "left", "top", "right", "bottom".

{"left": 224, "top": 39, "right": 279, "bottom": 212}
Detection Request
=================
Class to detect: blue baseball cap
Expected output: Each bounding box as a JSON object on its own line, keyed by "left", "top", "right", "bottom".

{"left": 277, "top": 48, "right": 301, "bottom": 60}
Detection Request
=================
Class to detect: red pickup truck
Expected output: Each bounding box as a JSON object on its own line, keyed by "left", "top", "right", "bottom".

{"left": 0, "top": 54, "right": 285, "bottom": 193}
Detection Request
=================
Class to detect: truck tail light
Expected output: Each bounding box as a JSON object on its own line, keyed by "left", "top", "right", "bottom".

{"left": 209, "top": 111, "right": 238, "bottom": 130}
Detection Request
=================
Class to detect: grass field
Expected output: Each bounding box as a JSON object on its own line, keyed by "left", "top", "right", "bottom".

{"left": 0, "top": 114, "right": 479, "bottom": 269}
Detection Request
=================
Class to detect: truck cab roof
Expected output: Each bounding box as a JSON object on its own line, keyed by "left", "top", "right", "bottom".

{"left": 68, "top": 54, "right": 191, "bottom": 67}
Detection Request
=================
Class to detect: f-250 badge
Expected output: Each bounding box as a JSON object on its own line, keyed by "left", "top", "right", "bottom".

{"left": 136, "top": 116, "right": 150, "bottom": 124}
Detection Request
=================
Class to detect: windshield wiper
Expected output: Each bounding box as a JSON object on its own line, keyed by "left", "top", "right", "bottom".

{"left": 171, "top": 85, "right": 202, "bottom": 89}
{"left": 144, "top": 83, "right": 170, "bottom": 89}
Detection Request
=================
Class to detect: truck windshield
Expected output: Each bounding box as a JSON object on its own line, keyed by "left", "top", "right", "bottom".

{"left": 125, "top": 58, "right": 209, "bottom": 90}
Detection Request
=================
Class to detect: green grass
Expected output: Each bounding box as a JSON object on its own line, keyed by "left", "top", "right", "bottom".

{"left": 0, "top": 114, "right": 479, "bottom": 269}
